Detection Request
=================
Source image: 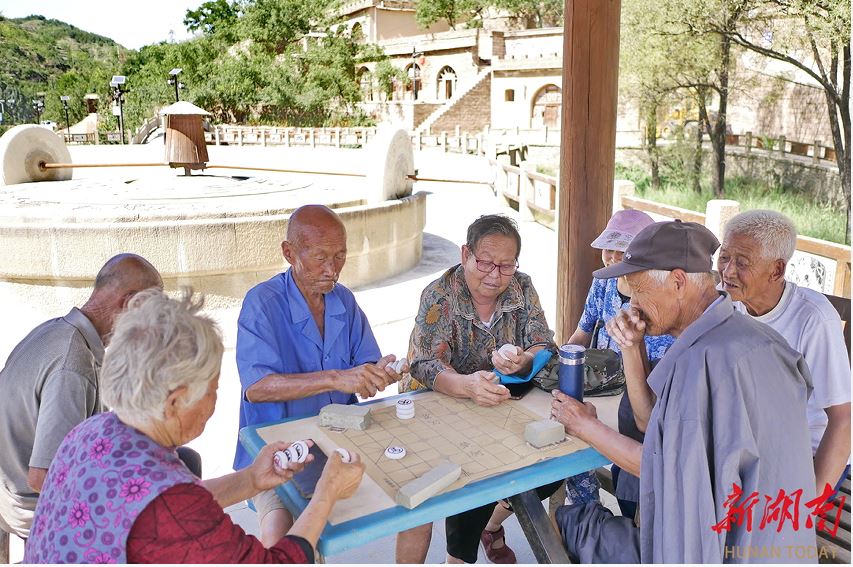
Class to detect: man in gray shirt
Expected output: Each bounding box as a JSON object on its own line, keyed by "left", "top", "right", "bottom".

{"left": 552, "top": 221, "right": 817, "bottom": 563}
{"left": 0, "top": 254, "right": 163, "bottom": 539}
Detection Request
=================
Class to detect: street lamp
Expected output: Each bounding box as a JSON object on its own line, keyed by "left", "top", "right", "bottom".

{"left": 33, "top": 92, "right": 45, "bottom": 123}
{"left": 411, "top": 47, "right": 423, "bottom": 101}
{"left": 60, "top": 95, "right": 71, "bottom": 139}
{"left": 167, "top": 68, "right": 184, "bottom": 102}
{"left": 110, "top": 75, "right": 127, "bottom": 144}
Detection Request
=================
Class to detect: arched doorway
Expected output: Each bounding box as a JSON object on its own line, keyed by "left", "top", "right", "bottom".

{"left": 437, "top": 66, "right": 457, "bottom": 100}
{"left": 404, "top": 63, "right": 422, "bottom": 100}
{"left": 357, "top": 67, "right": 372, "bottom": 101}
{"left": 531, "top": 84, "right": 561, "bottom": 128}
{"left": 351, "top": 22, "right": 363, "bottom": 41}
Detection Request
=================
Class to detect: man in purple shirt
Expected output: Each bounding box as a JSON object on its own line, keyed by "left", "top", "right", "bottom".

{"left": 234, "top": 205, "right": 404, "bottom": 547}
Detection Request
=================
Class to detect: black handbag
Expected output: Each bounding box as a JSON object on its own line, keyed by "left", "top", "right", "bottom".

{"left": 583, "top": 320, "right": 626, "bottom": 397}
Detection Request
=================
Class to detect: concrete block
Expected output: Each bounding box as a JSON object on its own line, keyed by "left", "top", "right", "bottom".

{"left": 524, "top": 419, "right": 565, "bottom": 448}
{"left": 319, "top": 403, "right": 372, "bottom": 430}
{"left": 396, "top": 460, "right": 462, "bottom": 509}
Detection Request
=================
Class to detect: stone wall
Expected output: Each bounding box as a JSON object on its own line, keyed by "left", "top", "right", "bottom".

{"left": 429, "top": 74, "right": 492, "bottom": 134}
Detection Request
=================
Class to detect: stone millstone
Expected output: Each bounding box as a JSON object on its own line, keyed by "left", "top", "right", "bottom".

{"left": 525, "top": 419, "right": 565, "bottom": 448}
{"left": 0, "top": 125, "right": 72, "bottom": 185}
{"left": 364, "top": 127, "right": 414, "bottom": 203}
{"left": 396, "top": 460, "right": 462, "bottom": 509}
{"left": 319, "top": 403, "right": 372, "bottom": 430}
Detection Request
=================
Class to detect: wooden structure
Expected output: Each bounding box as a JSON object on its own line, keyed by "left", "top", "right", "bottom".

{"left": 161, "top": 101, "right": 210, "bottom": 175}
{"left": 556, "top": 0, "right": 622, "bottom": 342}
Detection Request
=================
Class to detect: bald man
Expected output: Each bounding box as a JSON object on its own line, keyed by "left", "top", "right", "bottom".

{"left": 0, "top": 253, "right": 163, "bottom": 539}
{"left": 235, "top": 205, "right": 403, "bottom": 546}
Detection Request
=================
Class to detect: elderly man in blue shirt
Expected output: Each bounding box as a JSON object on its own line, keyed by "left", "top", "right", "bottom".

{"left": 234, "top": 204, "right": 403, "bottom": 547}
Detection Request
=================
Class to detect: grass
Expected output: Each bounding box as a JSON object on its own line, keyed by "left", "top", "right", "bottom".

{"left": 615, "top": 163, "right": 849, "bottom": 245}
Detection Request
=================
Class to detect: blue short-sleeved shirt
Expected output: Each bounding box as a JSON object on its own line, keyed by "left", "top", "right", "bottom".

{"left": 233, "top": 269, "right": 381, "bottom": 470}
{"left": 578, "top": 278, "right": 674, "bottom": 361}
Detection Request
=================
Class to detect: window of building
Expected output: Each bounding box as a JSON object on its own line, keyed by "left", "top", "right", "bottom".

{"left": 505, "top": 89, "right": 515, "bottom": 102}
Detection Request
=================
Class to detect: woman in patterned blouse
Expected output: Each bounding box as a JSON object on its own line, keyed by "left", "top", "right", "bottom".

{"left": 397, "top": 214, "right": 559, "bottom": 564}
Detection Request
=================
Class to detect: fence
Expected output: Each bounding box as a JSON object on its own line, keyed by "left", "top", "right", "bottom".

{"left": 490, "top": 158, "right": 851, "bottom": 298}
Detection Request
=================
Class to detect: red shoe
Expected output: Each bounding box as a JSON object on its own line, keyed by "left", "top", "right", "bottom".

{"left": 480, "top": 525, "right": 517, "bottom": 564}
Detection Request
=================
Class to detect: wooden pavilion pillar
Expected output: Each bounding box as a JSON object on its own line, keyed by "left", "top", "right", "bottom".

{"left": 555, "top": 0, "right": 622, "bottom": 343}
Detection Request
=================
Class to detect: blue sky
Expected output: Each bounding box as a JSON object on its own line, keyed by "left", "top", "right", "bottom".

{"left": 0, "top": 0, "right": 206, "bottom": 49}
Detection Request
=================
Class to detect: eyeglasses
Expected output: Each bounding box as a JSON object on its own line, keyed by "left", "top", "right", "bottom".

{"left": 472, "top": 255, "right": 519, "bottom": 276}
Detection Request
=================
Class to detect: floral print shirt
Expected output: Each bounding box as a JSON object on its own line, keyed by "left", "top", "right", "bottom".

{"left": 578, "top": 277, "right": 674, "bottom": 362}
{"left": 402, "top": 265, "right": 556, "bottom": 391}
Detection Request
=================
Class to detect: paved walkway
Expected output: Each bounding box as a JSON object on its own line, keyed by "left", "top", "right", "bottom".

{"left": 6, "top": 147, "right": 621, "bottom": 563}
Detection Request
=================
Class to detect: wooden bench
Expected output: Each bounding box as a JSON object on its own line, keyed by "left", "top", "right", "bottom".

{"left": 818, "top": 293, "right": 851, "bottom": 563}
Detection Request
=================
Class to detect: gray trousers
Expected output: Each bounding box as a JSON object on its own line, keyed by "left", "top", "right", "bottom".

{"left": 556, "top": 501, "right": 641, "bottom": 564}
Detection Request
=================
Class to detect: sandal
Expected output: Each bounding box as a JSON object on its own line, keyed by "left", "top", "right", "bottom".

{"left": 480, "top": 525, "right": 517, "bottom": 564}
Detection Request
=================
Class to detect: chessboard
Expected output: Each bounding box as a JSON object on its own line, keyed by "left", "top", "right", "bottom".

{"left": 322, "top": 391, "right": 584, "bottom": 501}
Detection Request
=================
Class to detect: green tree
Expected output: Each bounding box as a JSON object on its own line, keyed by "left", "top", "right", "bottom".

{"left": 184, "top": 0, "right": 242, "bottom": 36}
{"left": 703, "top": 0, "right": 851, "bottom": 237}
{"left": 415, "top": 0, "right": 484, "bottom": 30}
{"left": 241, "top": 0, "right": 331, "bottom": 54}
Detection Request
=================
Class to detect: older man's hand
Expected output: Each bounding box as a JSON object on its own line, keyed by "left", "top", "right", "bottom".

{"left": 339, "top": 354, "right": 398, "bottom": 398}
{"left": 464, "top": 370, "right": 511, "bottom": 407}
{"left": 606, "top": 306, "right": 646, "bottom": 351}
{"left": 317, "top": 450, "right": 365, "bottom": 501}
{"left": 551, "top": 390, "right": 598, "bottom": 439}
{"left": 251, "top": 440, "right": 312, "bottom": 492}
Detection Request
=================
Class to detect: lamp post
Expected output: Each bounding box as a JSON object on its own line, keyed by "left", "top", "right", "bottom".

{"left": 167, "top": 68, "right": 183, "bottom": 102}
{"left": 110, "top": 76, "right": 127, "bottom": 144}
{"left": 411, "top": 47, "right": 423, "bottom": 101}
{"left": 33, "top": 93, "right": 45, "bottom": 124}
{"left": 60, "top": 95, "right": 71, "bottom": 139}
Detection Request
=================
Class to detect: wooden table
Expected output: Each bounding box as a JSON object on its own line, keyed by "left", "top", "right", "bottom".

{"left": 239, "top": 389, "right": 621, "bottom": 561}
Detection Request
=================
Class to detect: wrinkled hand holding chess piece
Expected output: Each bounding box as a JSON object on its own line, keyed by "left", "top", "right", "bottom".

{"left": 492, "top": 343, "right": 529, "bottom": 376}
{"left": 464, "top": 370, "right": 510, "bottom": 407}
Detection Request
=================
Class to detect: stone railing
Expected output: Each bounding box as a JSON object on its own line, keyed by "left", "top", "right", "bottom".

{"left": 490, "top": 159, "right": 851, "bottom": 298}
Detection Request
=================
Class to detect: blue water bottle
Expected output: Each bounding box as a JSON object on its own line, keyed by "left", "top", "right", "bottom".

{"left": 558, "top": 344, "right": 585, "bottom": 401}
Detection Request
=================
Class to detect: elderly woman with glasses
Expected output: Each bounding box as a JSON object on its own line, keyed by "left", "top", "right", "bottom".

{"left": 24, "top": 290, "right": 365, "bottom": 564}
{"left": 396, "top": 214, "right": 558, "bottom": 564}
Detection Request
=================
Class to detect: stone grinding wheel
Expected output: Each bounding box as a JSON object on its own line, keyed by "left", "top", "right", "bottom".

{"left": 0, "top": 125, "right": 73, "bottom": 185}
{"left": 364, "top": 127, "right": 414, "bottom": 203}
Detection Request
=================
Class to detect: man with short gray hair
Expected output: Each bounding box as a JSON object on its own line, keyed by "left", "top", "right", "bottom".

{"left": 551, "top": 220, "right": 816, "bottom": 563}
{"left": 720, "top": 209, "right": 850, "bottom": 496}
{"left": 0, "top": 254, "right": 163, "bottom": 539}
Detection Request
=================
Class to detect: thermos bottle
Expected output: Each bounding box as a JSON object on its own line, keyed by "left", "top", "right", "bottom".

{"left": 558, "top": 344, "right": 585, "bottom": 401}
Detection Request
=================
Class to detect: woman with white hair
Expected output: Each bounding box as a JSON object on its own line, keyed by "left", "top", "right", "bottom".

{"left": 24, "top": 289, "right": 365, "bottom": 563}
{"left": 719, "top": 209, "right": 850, "bottom": 497}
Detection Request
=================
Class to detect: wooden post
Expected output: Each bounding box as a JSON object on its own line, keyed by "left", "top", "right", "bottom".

{"left": 261, "top": 129, "right": 267, "bottom": 147}
{"left": 555, "top": 0, "right": 622, "bottom": 344}
{"left": 336, "top": 127, "right": 341, "bottom": 148}
{"left": 745, "top": 131, "right": 752, "bottom": 154}
{"left": 779, "top": 135, "right": 786, "bottom": 156}
{"left": 813, "top": 139, "right": 821, "bottom": 164}
{"left": 215, "top": 126, "right": 220, "bottom": 146}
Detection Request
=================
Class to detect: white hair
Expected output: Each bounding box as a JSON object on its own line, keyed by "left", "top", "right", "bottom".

{"left": 724, "top": 210, "right": 797, "bottom": 262}
{"left": 646, "top": 269, "right": 716, "bottom": 287}
{"left": 100, "top": 288, "right": 223, "bottom": 423}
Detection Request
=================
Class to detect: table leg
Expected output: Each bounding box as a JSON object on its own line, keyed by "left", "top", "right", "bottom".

{"left": 507, "top": 489, "right": 571, "bottom": 564}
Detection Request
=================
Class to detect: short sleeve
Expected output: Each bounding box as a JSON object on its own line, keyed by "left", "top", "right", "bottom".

{"left": 578, "top": 280, "right": 605, "bottom": 333}
{"left": 30, "top": 370, "right": 98, "bottom": 469}
{"left": 236, "top": 292, "right": 285, "bottom": 400}
{"left": 407, "top": 287, "right": 455, "bottom": 390}
{"left": 346, "top": 299, "right": 382, "bottom": 366}
{"left": 799, "top": 313, "right": 851, "bottom": 409}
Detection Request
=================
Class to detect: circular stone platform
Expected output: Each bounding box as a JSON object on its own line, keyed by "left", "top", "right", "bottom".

{"left": 0, "top": 149, "right": 426, "bottom": 307}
